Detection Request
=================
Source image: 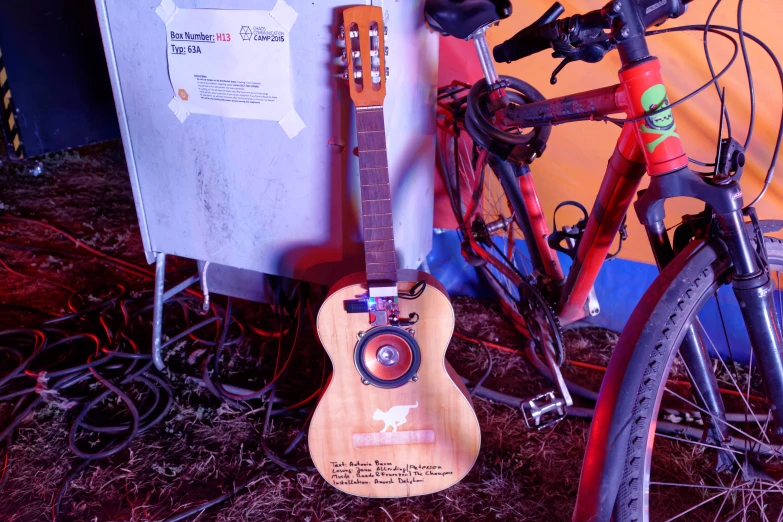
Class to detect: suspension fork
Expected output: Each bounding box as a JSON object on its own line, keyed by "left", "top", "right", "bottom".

{"left": 636, "top": 169, "right": 783, "bottom": 432}
{"left": 719, "top": 209, "right": 783, "bottom": 432}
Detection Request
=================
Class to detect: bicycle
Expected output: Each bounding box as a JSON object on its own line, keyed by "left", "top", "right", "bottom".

{"left": 426, "top": 0, "right": 783, "bottom": 519}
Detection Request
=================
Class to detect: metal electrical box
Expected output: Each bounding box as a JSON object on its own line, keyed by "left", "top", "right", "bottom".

{"left": 95, "top": 0, "right": 439, "bottom": 295}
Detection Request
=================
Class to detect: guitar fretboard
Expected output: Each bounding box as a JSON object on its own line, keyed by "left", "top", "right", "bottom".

{"left": 356, "top": 106, "right": 397, "bottom": 285}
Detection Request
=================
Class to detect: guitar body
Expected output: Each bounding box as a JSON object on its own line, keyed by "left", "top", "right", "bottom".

{"left": 309, "top": 272, "right": 481, "bottom": 497}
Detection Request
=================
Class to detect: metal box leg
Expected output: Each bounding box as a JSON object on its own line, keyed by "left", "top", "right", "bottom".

{"left": 152, "top": 253, "right": 167, "bottom": 371}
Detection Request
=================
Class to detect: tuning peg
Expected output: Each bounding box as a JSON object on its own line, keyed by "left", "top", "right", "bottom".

{"left": 338, "top": 25, "right": 345, "bottom": 40}
{"left": 384, "top": 25, "right": 388, "bottom": 36}
{"left": 385, "top": 67, "right": 390, "bottom": 78}
{"left": 384, "top": 46, "right": 389, "bottom": 56}
{"left": 342, "top": 69, "right": 349, "bottom": 80}
{"left": 341, "top": 49, "right": 347, "bottom": 62}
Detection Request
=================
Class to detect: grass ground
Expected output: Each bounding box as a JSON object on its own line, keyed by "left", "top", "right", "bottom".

{"left": 0, "top": 143, "right": 617, "bottom": 521}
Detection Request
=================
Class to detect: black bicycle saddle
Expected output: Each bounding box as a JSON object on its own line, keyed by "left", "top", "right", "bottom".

{"left": 424, "top": 0, "right": 512, "bottom": 40}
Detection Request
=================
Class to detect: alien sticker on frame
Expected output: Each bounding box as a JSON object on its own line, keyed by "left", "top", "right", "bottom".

{"left": 639, "top": 84, "right": 680, "bottom": 153}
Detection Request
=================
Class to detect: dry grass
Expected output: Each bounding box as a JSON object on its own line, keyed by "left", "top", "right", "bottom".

{"left": 0, "top": 301, "right": 601, "bottom": 521}
{"left": 0, "top": 143, "right": 616, "bottom": 521}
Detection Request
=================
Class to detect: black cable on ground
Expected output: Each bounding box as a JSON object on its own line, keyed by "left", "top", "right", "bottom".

{"left": 0, "top": 252, "right": 319, "bottom": 521}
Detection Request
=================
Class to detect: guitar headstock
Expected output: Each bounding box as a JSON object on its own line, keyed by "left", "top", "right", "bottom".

{"left": 340, "top": 6, "right": 388, "bottom": 108}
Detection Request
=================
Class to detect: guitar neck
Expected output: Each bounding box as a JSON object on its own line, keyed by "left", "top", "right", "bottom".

{"left": 356, "top": 106, "right": 397, "bottom": 289}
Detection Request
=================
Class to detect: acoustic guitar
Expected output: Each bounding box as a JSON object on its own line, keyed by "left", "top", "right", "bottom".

{"left": 308, "top": 6, "right": 481, "bottom": 498}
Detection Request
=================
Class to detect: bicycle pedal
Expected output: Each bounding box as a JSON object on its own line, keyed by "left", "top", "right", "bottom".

{"left": 521, "top": 391, "right": 567, "bottom": 430}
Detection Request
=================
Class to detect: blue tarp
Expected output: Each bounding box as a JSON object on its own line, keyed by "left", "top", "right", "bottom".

{"left": 427, "top": 229, "right": 756, "bottom": 363}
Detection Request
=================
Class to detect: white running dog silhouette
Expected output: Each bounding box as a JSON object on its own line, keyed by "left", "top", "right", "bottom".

{"left": 373, "top": 402, "right": 419, "bottom": 433}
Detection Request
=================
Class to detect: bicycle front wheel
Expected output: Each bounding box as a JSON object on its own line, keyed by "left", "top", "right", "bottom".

{"left": 613, "top": 236, "right": 783, "bottom": 521}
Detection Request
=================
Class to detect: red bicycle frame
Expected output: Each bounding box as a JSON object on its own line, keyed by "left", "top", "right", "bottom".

{"left": 501, "top": 57, "right": 690, "bottom": 325}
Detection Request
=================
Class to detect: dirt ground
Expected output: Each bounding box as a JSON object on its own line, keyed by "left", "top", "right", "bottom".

{"left": 0, "top": 142, "right": 617, "bottom": 521}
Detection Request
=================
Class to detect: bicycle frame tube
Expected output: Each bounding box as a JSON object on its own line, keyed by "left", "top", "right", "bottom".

{"left": 504, "top": 58, "right": 688, "bottom": 324}
{"left": 518, "top": 167, "right": 565, "bottom": 283}
{"left": 557, "top": 123, "right": 646, "bottom": 324}
{"left": 505, "top": 84, "right": 623, "bottom": 126}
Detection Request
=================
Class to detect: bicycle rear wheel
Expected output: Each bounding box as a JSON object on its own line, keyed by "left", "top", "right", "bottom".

{"left": 436, "top": 123, "right": 534, "bottom": 333}
{"left": 611, "top": 236, "right": 783, "bottom": 521}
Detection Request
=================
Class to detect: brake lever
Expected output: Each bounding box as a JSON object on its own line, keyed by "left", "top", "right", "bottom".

{"left": 548, "top": 19, "right": 614, "bottom": 84}
{"left": 549, "top": 57, "right": 574, "bottom": 85}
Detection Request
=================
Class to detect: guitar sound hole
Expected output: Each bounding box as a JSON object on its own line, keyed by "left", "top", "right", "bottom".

{"left": 355, "top": 326, "right": 421, "bottom": 388}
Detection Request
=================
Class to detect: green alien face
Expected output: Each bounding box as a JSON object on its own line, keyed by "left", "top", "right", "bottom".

{"left": 642, "top": 84, "right": 674, "bottom": 130}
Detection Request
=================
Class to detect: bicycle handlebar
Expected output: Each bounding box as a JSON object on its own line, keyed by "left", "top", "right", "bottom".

{"left": 493, "top": 19, "right": 559, "bottom": 64}
{"left": 493, "top": 0, "right": 692, "bottom": 65}
{"left": 527, "top": 1, "right": 566, "bottom": 32}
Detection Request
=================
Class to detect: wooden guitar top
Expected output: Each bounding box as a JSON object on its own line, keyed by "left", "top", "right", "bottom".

{"left": 309, "top": 272, "right": 481, "bottom": 498}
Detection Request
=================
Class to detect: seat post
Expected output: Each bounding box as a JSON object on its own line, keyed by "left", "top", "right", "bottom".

{"left": 471, "top": 28, "right": 501, "bottom": 87}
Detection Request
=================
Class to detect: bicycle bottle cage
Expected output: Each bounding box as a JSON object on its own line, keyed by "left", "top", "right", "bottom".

{"left": 466, "top": 76, "right": 551, "bottom": 165}
{"left": 548, "top": 201, "right": 588, "bottom": 259}
{"left": 549, "top": 200, "right": 628, "bottom": 260}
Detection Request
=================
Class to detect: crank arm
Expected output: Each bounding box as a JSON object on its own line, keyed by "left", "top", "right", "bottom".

{"left": 541, "top": 340, "right": 573, "bottom": 407}
{"left": 521, "top": 340, "right": 573, "bottom": 430}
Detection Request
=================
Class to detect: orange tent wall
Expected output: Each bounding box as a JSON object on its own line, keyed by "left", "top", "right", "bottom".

{"left": 434, "top": 0, "right": 783, "bottom": 265}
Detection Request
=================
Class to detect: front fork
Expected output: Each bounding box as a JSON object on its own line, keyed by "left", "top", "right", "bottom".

{"left": 640, "top": 174, "right": 783, "bottom": 436}
{"left": 720, "top": 210, "right": 783, "bottom": 433}
{"left": 621, "top": 53, "right": 783, "bottom": 436}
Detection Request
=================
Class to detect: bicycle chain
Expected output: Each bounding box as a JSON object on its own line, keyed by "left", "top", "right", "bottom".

{"left": 516, "top": 281, "right": 565, "bottom": 366}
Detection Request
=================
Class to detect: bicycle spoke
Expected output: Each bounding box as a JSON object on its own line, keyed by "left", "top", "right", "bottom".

{"left": 713, "top": 469, "right": 743, "bottom": 522}
{"left": 663, "top": 489, "right": 729, "bottom": 521}
{"left": 726, "top": 470, "right": 783, "bottom": 521}
{"left": 663, "top": 387, "right": 779, "bottom": 456}
{"left": 651, "top": 482, "right": 775, "bottom": 493}
{"left": 760, "top": 409, "right": 776, "bottom": 464}
{"left": 673, "top": 351, "right": 745, "bottom": 469}
{"left": 655, "top": 432, "right": 743, "bottom": 455}
{"left": 698, "top": 325, "right": 771, "bottom": 444}
{"left": 757, "top": 480, "right": 769, "bottom": 522}
{"left": 711, "top": 291, "right": 769, "bottom": 447}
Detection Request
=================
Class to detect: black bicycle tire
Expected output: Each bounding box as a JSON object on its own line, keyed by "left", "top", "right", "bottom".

{"left": 614, "top": 236, "right": 783, "bottom": 521}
